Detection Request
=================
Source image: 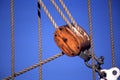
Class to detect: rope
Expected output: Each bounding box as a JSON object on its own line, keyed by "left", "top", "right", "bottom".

{"left": 108, "top": 0, "right": 116, "bottom": 67}
{"left": 3, "top": 53, "right": 63, "bottom": 80}
{"left": 10, "top": 0, "right": 15, "bottom": 79}
{"left": 52, "top": 0, "right": 89, "bottom": 40}
{"left": 58, "top": 0, "right": 81, "bottom": 32}
{"left": 50, "top": 0, "right": 76, "bottom": 33}
{"left": 59, "top": 0, "right": 89, "bottom": 40}
{"left": 50, "top": 0, "right": 81, "bottom": 38}
{"left": 38, "top": 0, "right": 58, "bottom": 29}
{"left": 87, "top": 0, "right": 96, "bottom": 80}
{"left": 38, "top": 2, "right": 42, "bottom": 80}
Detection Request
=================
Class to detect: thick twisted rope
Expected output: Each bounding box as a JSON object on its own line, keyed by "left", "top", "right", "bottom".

{"left": 58, "top": 0, "right": 80, "bottom": 32}
{"left": 59, "top": 0, "right": 89, "bottom": 40}
{"left": 50, "top": 0, "right": 82, "bottom": 38}
{"left": 38, "top": 2, "right": 42, "bottom": 80}
{"left": 87, "top": 0, "right": 96, "bottom": 80}
{"left": 50, "top": 0, "right": 76, "bottom": 33}
{"left": 108, "top": 0, "right": 116, "bottom": 67}
{"left": 38, "top": 0, "right": 58, "bottom": 29}
{"left": 10, "top": 0, "right": 15, "bottom": 79}
{"left": 3, "top": 53, "right": 63, "bottom": 80}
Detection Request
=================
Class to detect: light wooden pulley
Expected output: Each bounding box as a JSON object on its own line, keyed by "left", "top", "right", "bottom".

{"left": 54, "top": 24, "right": 91, "bottom": 56}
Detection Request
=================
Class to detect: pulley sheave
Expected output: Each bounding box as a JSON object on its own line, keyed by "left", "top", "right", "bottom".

{"left": 54, "top": 24, "right": 91, "bottom": 56}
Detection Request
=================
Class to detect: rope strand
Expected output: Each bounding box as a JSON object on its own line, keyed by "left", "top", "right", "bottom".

{"left": 58, "top": 0, "right": 79, "bottom": 31}
{"left": 50, "top": 0, "right": 74, "bottom": 33}
{"left": 38, "top": 0, "right": 58, "bottom": 29}
{"left": 87, "top": 0, "right": 96, "bottom": 80}
{"left": 10, "top": 0, "right": 15, "bottom": 79}
{"left": 108, "top": 0, "right": 116, "bottom": 67}
{"left": 3, "top": 53, "right": 63, "bottom": 80}
{"left": 50, "top": 0, "right": 81, "bottom": 38}
{"left": 38, "top": 2, "right": 42, "bottom": 80}
{"left": 58, "top": 0, "right": 89, "bottom": 39}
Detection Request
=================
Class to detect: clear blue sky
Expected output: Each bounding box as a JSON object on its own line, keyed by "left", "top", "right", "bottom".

{"left": 0, "top": 0, "right": 120, "bottom": 80}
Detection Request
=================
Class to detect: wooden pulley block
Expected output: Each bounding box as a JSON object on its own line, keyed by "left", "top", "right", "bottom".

{"left": 54, "top": 24, "right": 91, "bottom": 57}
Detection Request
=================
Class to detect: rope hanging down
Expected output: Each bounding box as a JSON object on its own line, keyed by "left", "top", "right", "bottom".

{"left": 38, "top": 2, "right": 42, "bottom": 80}
{"left": 108, "top": 0, "right": 116, "bottom": 67}
{"left": 4, "top": 1, "right": 64, "bottom": 79}
{"left": 38, "top": 0, "right": 58, "bottom": 29}
{"left": 87, "top": 0, "right": 96, "bottom": 80}
{"left": 10, "top": 0, "right": 15, "bottom": 79}
{"left": 4, "top": 53, "right": 63, "bottom": 80}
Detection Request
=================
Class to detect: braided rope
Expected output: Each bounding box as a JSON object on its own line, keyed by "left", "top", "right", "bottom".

{"left": 59, "top": 0, "right": 90, "bottom": 40}
{"left": 3, "top": 53, "right": 63, "bottom": 80}
{"left": 50, "top": 0, "right": 71, "bottom": 28}
{"left": 50, "top": 0, "right": 76, "bottom": 34}
{"left": 50, "top": 0, "right": 81, "bottom": 38}
{"left": 38, "top": 0, "right": 58, "bottom": 29}
{"left": 108, "top": 0, "right": 116, "bottom": 67}
{"left": 57, "top": 0, "right": 89, "bottom": 40}
{"left": 59, "top": 0, "right": 80, "bottom": 31}
{"left": 87, "top": 0, "right": 96, "bottom": 80}
{"left": 10, "top": 0, "right": 15, "bottom": 79}
{"left": 38, "top": 2, "right": 42, "bottom": 80}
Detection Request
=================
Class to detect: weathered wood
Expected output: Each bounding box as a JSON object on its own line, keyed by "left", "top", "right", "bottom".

{"left": 54, "top": 24, "right": 90, "bottom": 56}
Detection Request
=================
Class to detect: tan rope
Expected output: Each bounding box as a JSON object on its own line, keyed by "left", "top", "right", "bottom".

{"left": 87, "top": 0, "right": 96, "bottom": 80}
{"left": 50, "top": 0, "right": 75, "bottom": 33}
{"left": 38, "top": 0, "right": 58, "bottom": 29}
{"left": 59, "top": 0, "right": 80, "bottom": 31}
{"left": 108, "top": 0, "right": 116, "bottom": 67}
{"left": 38, "top": 2, "right": 42, "bottom": 80}
{"left": 59, "top": 0, "right": 89, "bottom": 39}
{"left": 50, "top": 0, "right": 81, "bottom": 38}
{"left": 10, "top": 0, "right": 15, "bottom": 79}
{"left": 55, "top": 0, "right": 89, "bottom": 40}
{"left": 3, "top": 53, "right": 63, "bottom": 80}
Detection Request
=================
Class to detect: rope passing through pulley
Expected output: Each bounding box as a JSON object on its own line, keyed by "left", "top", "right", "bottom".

{"left": 54, "top": 24, "right": 91, "bottom": 56}
{"left": 4, "top": 0, "right": 120, "bottom": 80}
{"left": 54, "top": 23, "right": 106, "bottom": 79}
{"left": 52, "top": 0, "right": 105, "bottom": 79}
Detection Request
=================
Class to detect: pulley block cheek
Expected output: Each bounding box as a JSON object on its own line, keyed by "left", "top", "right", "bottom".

{"left": 54, "top": 24, "right": 91, "bottom": 56}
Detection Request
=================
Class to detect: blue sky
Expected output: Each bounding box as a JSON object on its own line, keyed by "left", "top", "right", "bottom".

{"left": 0, "top": 0, "right": 120, "bottom": 80}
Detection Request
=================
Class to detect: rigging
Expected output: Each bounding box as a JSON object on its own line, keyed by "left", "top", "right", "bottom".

{"left": 10, "top": 0, "right": 15, "bottom": 79}
{"left": 3, "top": 0, "right": 120, "bottom": 80}
{"left": 37, "top": 1, "right": 42, "bottom": 80}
